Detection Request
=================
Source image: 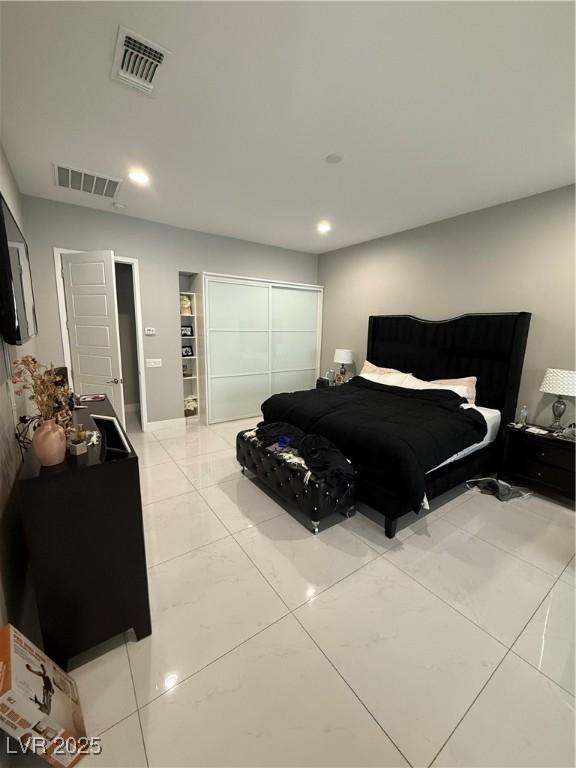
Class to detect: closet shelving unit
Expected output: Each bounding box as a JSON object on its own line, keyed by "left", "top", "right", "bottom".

{"left": 179, "top": 274, "right": 199, "bottom": 418}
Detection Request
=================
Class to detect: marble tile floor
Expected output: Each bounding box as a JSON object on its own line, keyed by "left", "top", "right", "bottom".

{"left": 12, "top": 417, "right": 574, "bottom": 768}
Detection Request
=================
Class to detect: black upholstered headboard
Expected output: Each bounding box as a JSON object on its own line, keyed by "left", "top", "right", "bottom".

{"left": 366, "top": 313, "right": 531, "bottom": 426}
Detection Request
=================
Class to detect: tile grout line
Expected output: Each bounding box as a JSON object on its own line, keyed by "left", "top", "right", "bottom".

{"left": 200, "top": 467, "right": 386, "bottom": 616}
{"left": 233, "top": 529, "right": 382, "bottom": 613}
{"left": 337, "top": 490, "right": 476, "bottom": 555}
{"left": 427, "top": 559, "right": 571, "bottom": 767}
{"left": 94, "top": 708, "right": 137, "bottom": 738}
{"left": 143, "top": 474, "right": 293, "bottom": 574}
{"left": 139, "top": 461, "right": 508, "bottom": 708}
{"left": 290, "top": 610, "right": 414, "bottom": 768}
{"left": 378, "top": 552, "right": 510, "bottom": 650}
{"left": 427, "top": 644, "right": 516, "bottom": 768}
{"left": 123, "top": 641, "right": 150, "bottom": 768}
{"left": 197, "top": 475, "right": 288, "bottom": 537}
{"left": 437, "top": 513, "right": 574, "bottom": 580}
{"left": 229, "top": 535, "right": 414, "bottom": 767}
{"left": 141, "top": 487, "right": 196, "bottom": 508}
{"left": 91, "top": 538, "right": 569, "bottom": 763}
{"left": 139, "top": 443, "right": 567, "bottom": 648}
{"left": 145, "top": 532, "right": 232, "bottom": 571}
{"left": 135, "top": 438, "right": 297, "bottom": 716}
{"left": 136, "top": 612, "right": 290, "bottom": 712}
{"left": 141, "top": 487, "right": 195, "bottom": 508}
{"left": 508, "top": 647, "right": 575, "bottom": 699}
{"left": 376, "top": 508, "right": 572, "bottom": 646}
{"left": 131, "top": 442, "right": 574, "bottom": 764}
{"left": 157, "top": 443, "right": 235, "bottom": 459}
{"left": 557, "top": 552, "right": 575, "bottom": 583}
{"left": 138, "top": 458, "right": 413, "bottom": 762}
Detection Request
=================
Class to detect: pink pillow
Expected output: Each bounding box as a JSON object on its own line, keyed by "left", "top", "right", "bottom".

{"left": 360, "top": 362, "right": 476, "bottom": 403}
{"left": 402, "top": 375, "right": 469, "bottom": 399}
{"left": 429, "top": 376, "right": 477, "bottom": 404}
{"left": 361, "top": 371, "right": 412, "bottom": 387}
{"left": 361, "top": 361, "right": 409, "bottom": 376}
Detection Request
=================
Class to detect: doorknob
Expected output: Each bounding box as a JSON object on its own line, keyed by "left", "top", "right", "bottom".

{"left": 106, "top": 378, "right": 120, "bottom": 384}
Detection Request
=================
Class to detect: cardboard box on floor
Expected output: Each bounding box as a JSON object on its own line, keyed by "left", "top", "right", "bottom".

{"left": 0, "top": 624, "right": 86, "bottom": 767}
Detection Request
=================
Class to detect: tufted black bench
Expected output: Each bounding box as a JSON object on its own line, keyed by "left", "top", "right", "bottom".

{"left": 236, "top": 430, "right": 356, "bottom": 534}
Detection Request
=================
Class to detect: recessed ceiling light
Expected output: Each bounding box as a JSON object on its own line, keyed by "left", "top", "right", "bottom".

{"left": 317, "top": 220, "right": 332, "bottom": 235}
{"left": 128, "top": 168, "right": 150, "bottom": 186}
{"left": 325, "top": 154, "right": 343, "bottom": 164}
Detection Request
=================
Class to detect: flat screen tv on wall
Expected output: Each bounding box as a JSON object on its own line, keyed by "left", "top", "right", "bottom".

{"left": 0, "top": 194, "right": 37, "bottom": 345}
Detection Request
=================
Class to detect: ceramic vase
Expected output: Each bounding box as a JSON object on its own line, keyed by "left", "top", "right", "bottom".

{"left": 32, "top": 419, "right": 66, "bottom": 466}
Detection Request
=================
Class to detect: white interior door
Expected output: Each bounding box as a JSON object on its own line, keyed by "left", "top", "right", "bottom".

{"left": 61, "top": 250, "right": 125, "bottom": 423}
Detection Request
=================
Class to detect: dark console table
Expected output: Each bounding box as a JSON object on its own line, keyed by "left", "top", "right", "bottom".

{"left": 15, "top": 398, "right": 151, "bottom": 668}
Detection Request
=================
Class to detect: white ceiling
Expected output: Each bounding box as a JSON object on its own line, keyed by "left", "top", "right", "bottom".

{"left": 1, "top": 1, "right": 573, "bottom": 254}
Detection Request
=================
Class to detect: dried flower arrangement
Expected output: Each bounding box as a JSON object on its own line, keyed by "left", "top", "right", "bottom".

{"left": 11, "top": 356, "right": 72, "bottom": 453}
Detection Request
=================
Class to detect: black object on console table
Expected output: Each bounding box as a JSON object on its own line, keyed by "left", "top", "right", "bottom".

{"left": 16, "top": 397, "right": 151, "bottom": 669}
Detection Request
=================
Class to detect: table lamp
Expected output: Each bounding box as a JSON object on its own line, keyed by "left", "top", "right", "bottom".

{"left": 539, "top": 368, "right": 576, "bottom": 431}
{"left": 334, "top": 349, "right": 353, "bottom": 381}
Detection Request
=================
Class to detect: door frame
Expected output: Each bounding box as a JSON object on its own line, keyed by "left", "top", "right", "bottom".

{"left": 53, "top": 248, "right": 148, "bottom": 430}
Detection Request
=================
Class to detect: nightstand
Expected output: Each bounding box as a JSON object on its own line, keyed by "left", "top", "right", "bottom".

{"left": 500, "top": 425, "right": 575, "bottom": 501}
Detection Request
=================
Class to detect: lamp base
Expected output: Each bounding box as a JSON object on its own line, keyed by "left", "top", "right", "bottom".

{"left": 549, "top": 396, "right": 566, "bottom": 432}
{"left": 335, "top": 364, "right": 347, "bottom": 385}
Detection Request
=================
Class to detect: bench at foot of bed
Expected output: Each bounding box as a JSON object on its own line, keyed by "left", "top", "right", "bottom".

{"left": 236, "top": 430, "right": 356, "bottom": 535}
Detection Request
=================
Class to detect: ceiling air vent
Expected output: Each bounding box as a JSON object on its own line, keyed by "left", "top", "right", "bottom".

{"left": 54, "top": 164, "right": 123, "bottom": 199}
{"left": 111, "top": 26, "right": 171, "bottom": 95}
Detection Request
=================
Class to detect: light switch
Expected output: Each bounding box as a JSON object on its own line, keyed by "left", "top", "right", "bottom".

{"left": 146, "top": 359, "right": 162, "bottom": 368}
{"left": 145, "top": 327, "right": 156, "bottom": 336}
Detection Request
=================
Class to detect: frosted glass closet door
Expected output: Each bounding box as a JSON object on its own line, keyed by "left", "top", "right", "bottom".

{"left": 207, "top": 280, "right": 269, "bottom": 421}
{"left": 270, "top": 287, "right": 319, "bottom": 395}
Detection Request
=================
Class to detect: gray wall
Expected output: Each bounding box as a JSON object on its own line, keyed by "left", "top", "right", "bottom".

{"left": 115, "top": 262, "right": 140, "bottom": 408}
{"left": 22, "top": 196, "right": 318, "bottom": 423}
{"left": 319, "top": 186, "right": 575, "bottom": 426}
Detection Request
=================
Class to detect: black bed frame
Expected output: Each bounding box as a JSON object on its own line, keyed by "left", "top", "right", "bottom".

{"left": 363, "top": 312, "right": 531, "bottom": 537}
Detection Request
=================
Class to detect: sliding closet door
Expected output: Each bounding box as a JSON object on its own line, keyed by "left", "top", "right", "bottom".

{"left": 270, "top": 286, "right": 319, "bottom": 395}
{"left": 206, "top": 279, "right": 270, "bottom": 421}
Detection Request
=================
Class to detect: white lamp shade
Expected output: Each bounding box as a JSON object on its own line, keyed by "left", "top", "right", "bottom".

{"left": 334, "top": 348, "right": 353, "bottom": 365}
{"left": 539, "top": 368, "right": 576, "bottom": 397}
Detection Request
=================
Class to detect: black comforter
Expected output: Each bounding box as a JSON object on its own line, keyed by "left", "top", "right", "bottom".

{"left": 261, "top": 377, "right": 488, "bottom": 510}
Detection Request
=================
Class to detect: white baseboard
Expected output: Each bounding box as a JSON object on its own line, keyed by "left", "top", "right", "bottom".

{"left": 144, "top": 416, "right": 186, "bottom": 433}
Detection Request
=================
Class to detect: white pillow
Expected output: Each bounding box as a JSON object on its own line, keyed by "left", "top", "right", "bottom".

{"left": 360, "top": 371, "right": 412, "bottom": 387}
{"left": 400, "top": 374, "right": 469, "bottom": 398}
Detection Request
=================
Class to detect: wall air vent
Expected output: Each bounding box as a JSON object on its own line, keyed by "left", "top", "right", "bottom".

{"left": 53, "top": 164, "right": 123, "bottom": 199}
{"left": 111, "top": 26, "right": 171, "bottom": 95}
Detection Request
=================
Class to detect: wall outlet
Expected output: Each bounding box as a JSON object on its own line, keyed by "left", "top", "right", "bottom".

{"left": 144, "top": 327, "right": 156, "bottom": 336}
{"left": 146, "top": 358, "right": 162, "bottom": 368}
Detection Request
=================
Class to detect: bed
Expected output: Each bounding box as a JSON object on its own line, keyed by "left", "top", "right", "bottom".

{"left": 261, "top": 312, "right": 531, "bottom": 537}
